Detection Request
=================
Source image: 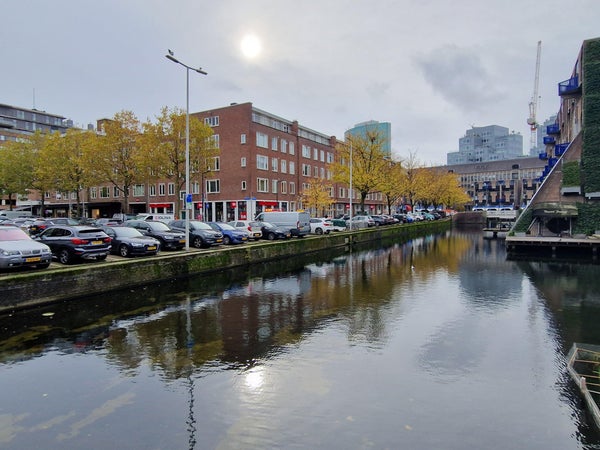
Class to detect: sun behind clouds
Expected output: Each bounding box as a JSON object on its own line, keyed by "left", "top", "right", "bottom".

{"left": 240, "top": 34, "right": 262, "bottom": 59}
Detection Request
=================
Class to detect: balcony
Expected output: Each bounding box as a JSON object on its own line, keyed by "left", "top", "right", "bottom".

{"left": 538, "top": 151, "right": 548, "bottom": 160}
{"left": 558, "top": 75, "right": 581, "bottom": 96}
{"left": 543, "top": 136, "right": 556, "bottom": 145}
{"left": 555, "top": 143, "right": 569, "bottom": 156}
{"left": 546, "top": 123, "right": 560, "bottom": 135}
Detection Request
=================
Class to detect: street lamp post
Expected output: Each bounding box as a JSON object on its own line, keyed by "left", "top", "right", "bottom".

{"left": 165, "top": 49, "right": 207, "bottom": 251}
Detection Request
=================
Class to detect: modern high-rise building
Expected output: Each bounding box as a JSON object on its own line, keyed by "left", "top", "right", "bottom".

{"left": 0, "top": 103, "right": 73, "bottom": 143}
{"left": 345, "top": 120, "right": 391, "bottom": 157}
{"left": 447, "top": 125, "right": 524, "bottom": 165}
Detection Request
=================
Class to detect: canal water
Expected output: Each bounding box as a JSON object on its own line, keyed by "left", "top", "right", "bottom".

{"left": 1, "top": 230, "right": 600, "bottom": 449}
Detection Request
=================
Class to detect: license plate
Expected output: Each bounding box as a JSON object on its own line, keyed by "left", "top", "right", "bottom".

{"left": 25, "top": 256, "right": 41, "bottom": 263}
{"left": 253, "top": 233, "right": 261, "bottom": 237}
{"left": 92, "top": 240, "right": 103, "bottom": 245}
{"left": 147, "top": 246, "right": 156, "bottom": 251}
{"left": 216, "top": 239, "right": 223, "bottom": 243}
{"left": 179, "top": 239, "right": 186, "bottom": 244}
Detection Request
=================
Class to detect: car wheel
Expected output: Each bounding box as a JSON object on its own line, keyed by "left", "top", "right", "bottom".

{"left": 96, "top": 254, "right": 108, "bottom": 261}
{"left": 192, "top": 236, "right": 204, "bottom": 248}
{"left": 119, "top": 244, "right": 131, "bottom": 257}
{"left": 58, "top": 248, "right": 72, "bottom": 265}
{"left": 223, "top": 236, "right": 231, "bottom": 245}
{"left": 316, "top": 228, "right": 323, "bottom": 235}
{"left": 267, "top": 232, "right": 276, "bottom": 240}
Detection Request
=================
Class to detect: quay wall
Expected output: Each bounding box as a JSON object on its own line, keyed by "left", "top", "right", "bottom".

{"left": 0, "top": 220, "right": 451, "bottom": 312}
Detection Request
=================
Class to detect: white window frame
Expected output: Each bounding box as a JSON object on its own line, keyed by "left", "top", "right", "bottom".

{"left": 256, "top": 178, "right": 269, "bottom": 193}
{"left": 257, "top": 154, "right": 268, "bottom": 170}
{"left": 256, "top": 132, "right": 268, "bottom": 148}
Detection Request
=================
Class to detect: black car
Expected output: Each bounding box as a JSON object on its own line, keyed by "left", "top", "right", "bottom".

{"left": 168, "top": 220, "right": 223, "bottom": 248}
{"left": 101, "top": 226, "right": 161, "bottom": 257}
{"left": 258, "top": 221, "right": 292, "bottom": 240}
{"left": 124, "top": 220, "right": 186, "bottom": 250}
{"left": 36, "top": 225, "right": 112, "bottom": 264}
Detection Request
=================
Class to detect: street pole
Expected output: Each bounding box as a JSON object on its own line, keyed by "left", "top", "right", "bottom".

{"left": 165, "top": 50, "right": 207, "bottom": 251}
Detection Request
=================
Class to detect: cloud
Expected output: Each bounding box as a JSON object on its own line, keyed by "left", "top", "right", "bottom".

{"left": 415, "top": 45, "right": 503, "bottom": 113}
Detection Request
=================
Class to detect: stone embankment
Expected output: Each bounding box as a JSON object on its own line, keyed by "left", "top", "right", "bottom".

{"left": 0, "top": 220, "right": 451, "bottom": 312}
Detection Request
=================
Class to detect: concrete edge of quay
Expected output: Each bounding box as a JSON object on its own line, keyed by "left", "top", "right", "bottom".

{"left": 0, "top": 220, "right": 451, "bottom": 312}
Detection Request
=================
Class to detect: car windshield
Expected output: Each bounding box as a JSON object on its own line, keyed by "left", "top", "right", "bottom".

{"left": 113, "top": 227, "right": 143, "bottom": 237}
{"left": 217, "top": 223, "right": 236, "bottom": 231}
{"left": 148, "top": 222, "right": 171, "bottom": 231}
{"left": 190, "top": 221, "right": 212, "bottom": 230}
{"left": 78, "top": 228, "right": 105, "bottom": 236}
{"left": 0, "top": 227, "right": 30, "bottom": 241}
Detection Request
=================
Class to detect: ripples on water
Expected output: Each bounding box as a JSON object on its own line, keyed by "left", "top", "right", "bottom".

{"left": 2, "top": 231, "right": 600, "bottom": 449}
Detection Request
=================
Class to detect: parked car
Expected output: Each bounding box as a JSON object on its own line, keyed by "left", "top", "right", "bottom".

{"left": 124, "top": 220, "right": 186, "bottom": 250}
{"left": 227, "top": 220, "right": 263, "bottom": 241}
{"left": 309, "top": 218, "right": 334, "bottom": 235}
{"left": 330, "top": 218, "right": 347, "bottom": 231}
{"left": 254, "top": 211, "right": 310, "bottom": 238}
{"left": 257, "top": 221, "right": 292, "bottom": 240}
{"left": 346, "top": 215, "right": 375, "bottom": 229}
{"left": 0, "top": 226, "right": 52, "bottom": 270}
{"left": 101, "top": 226, "right": 160, "bottom": 257}
{"left": 206, "top": 222, "right": 248, "bottom": 245}
{"left": 169, "top": 220, "right": 223, "bottom": 248}
{"left": 35, "top": 225, "right": 112, "bottom": 264}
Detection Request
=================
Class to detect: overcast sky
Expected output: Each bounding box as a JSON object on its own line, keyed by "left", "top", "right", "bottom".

{"left": 3, "top": 1, "right": 600, "bottom": 165}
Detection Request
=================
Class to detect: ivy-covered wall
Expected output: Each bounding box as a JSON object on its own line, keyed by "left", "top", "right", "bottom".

{"left": 574, "top": 203, "right": 600, "bottom": 235}
{"left": 513, "top": 208, "right": 533, "bottom": 233}
{"left": 582, "top": 38, "right": 600, "bottom": 193}
{"left": 562, "top": 160, "right": 581, "bottom": 187}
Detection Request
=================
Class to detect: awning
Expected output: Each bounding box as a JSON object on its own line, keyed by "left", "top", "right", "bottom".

{"left": 532, "top": 202, "right": 578, "bottom": 218}
{"left": 258, "top": 201, "right": 278, "bottom": 206}
{"left": 149, "top": 203, "right": 172, "bottom": 208}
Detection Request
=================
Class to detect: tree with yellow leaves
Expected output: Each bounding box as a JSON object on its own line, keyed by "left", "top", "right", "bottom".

{"left": 300, "top": 178, "right": 334, "bottom": 216}
{"left": 330, "top": 129, "right": 390, "bottom": 214}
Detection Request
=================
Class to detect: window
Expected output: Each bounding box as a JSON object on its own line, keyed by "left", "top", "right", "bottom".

{"left": 257, "top": 178, "right": 269, "bottom": 193}
{"left": 302, "top": 164, "right": 311, "bottom": 176}
{"left": 256, "top": 132, "right": 268, "bottom": 148}
{"left": 281, "top": 181, "right": 287, "bottom": 194}
{"left": 90, "top": 187, "right": 97, "bottom": 199}
{"left": 313, "top": 148, "right": 318, "bottom": 160}
{"left": 192, "top": 181, "right": 199, "bottom": 195}
{"left": 271, "top": 157, "right": 278, "bottom": 172}
{"left": 289, "top": 161, "right": 295, "bottom": 175}
{"left": 320, "top": 150, "right": 325, "bottom": 162}
{"left": 302, "top": 145, "right": 311, "bottom": 158}
{"left": 272, "top": 179, "right": 278, "bottom": 194}
{"left": 289, "top": 182, "right": 296, "bottom": 194}
{"left": 241, "top": 180, "right": 247, "bottom": 190}
{"left": 207, "top": 179, "right": 220, "bottom": 193}
{"left": 204, "top": 116, "right": 219, "bottom": 127}
{"left": 159, "top": 183, "right": 166, "bottom": 196}
{"left": 281, "top": 160, "right": 287, "bottom": 173}
{"left": 210, "top": 134, "right": 220, "bottom": 148}
{"left": 133, "top": 184, "right": 144, "bottom": 197}
{"left": 241, "top": 157, "right": 247, "bottom": 167}
{"left": 100, "top": 187, "right": 110, "bottom": 198}
{"left": 281, "top": 139, "right": 287, "bottom": 153}
{"left": 271, "top": 137, "right": 278, "bottom": 151}
{"left": 179, "top": 190, "right": 186, "bottom": 200}
{"left": 149, "top": 184, "right": 156, "bottom": 196}
{"left": 241, "top": 133, "right": 246, "bottom": 144}
{"left": 113, "top": 186, "right": 120, "bottom": 197}
{"left": 313, "top": 166, "right": 319, "bottom": 177}
{"left": 257, "top": 154, "right": 268, "bottom": 170}
{"left": 168, "top": 183, "right": 175, "bottom": 195}
{"left": 289, "top": 142, "right": 295, "bottom": 155}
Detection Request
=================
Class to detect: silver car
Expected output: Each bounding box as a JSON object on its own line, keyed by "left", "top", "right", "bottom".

{"left": 0, "top": 226, "right": 52, "bottom": 270}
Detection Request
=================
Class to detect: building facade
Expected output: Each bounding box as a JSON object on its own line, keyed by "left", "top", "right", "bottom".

{"left": 0, "top": 103, "right": 73, "bottom": 143}
{"left": 442, "top": 157, "right": 546, "bottom": 209}
{"left": 345, "top": 120, "right": 392, "bottom": 157}
{"left": 447, "top": 125, "right": 524, "bottom": 165}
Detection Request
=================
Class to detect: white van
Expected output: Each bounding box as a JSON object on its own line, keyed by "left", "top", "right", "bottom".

{"left": 255, "top": 211, "right": 310, "bottom": 237}
{"left": 135, "top": 213, "right": 175, "bottom": 224}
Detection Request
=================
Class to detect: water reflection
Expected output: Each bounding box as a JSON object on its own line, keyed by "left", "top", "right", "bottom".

{"left": 2, "top": 231, "right": 600, "bottom": 448}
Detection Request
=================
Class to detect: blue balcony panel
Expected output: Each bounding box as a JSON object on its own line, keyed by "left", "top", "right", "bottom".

{"left": 558, "top": 75, "right": 581, "bottom": 96}
{"left": 538, "top": 151, "right": 548, "bottom": 160}
{"left": 546, "top": 124, "right": 560, "bottom": 135}
{"left": 543, "top": 136, "right": 556, "bottom": 145}
{"left": 555, "top": 143, "right": 569, "bottom": 156}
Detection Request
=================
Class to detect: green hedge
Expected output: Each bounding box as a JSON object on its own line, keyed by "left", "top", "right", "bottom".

{"left": 513, "top": 208, "right": 533, "bottom": 233}
{"left": 574, "top": 203, "right": 600, "bottom": 235}
{"left": 562, "top": 160, "right": 581, "bottom": 187}
{"left": 582, "top": 39, "right": 600, "bottom": 193}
